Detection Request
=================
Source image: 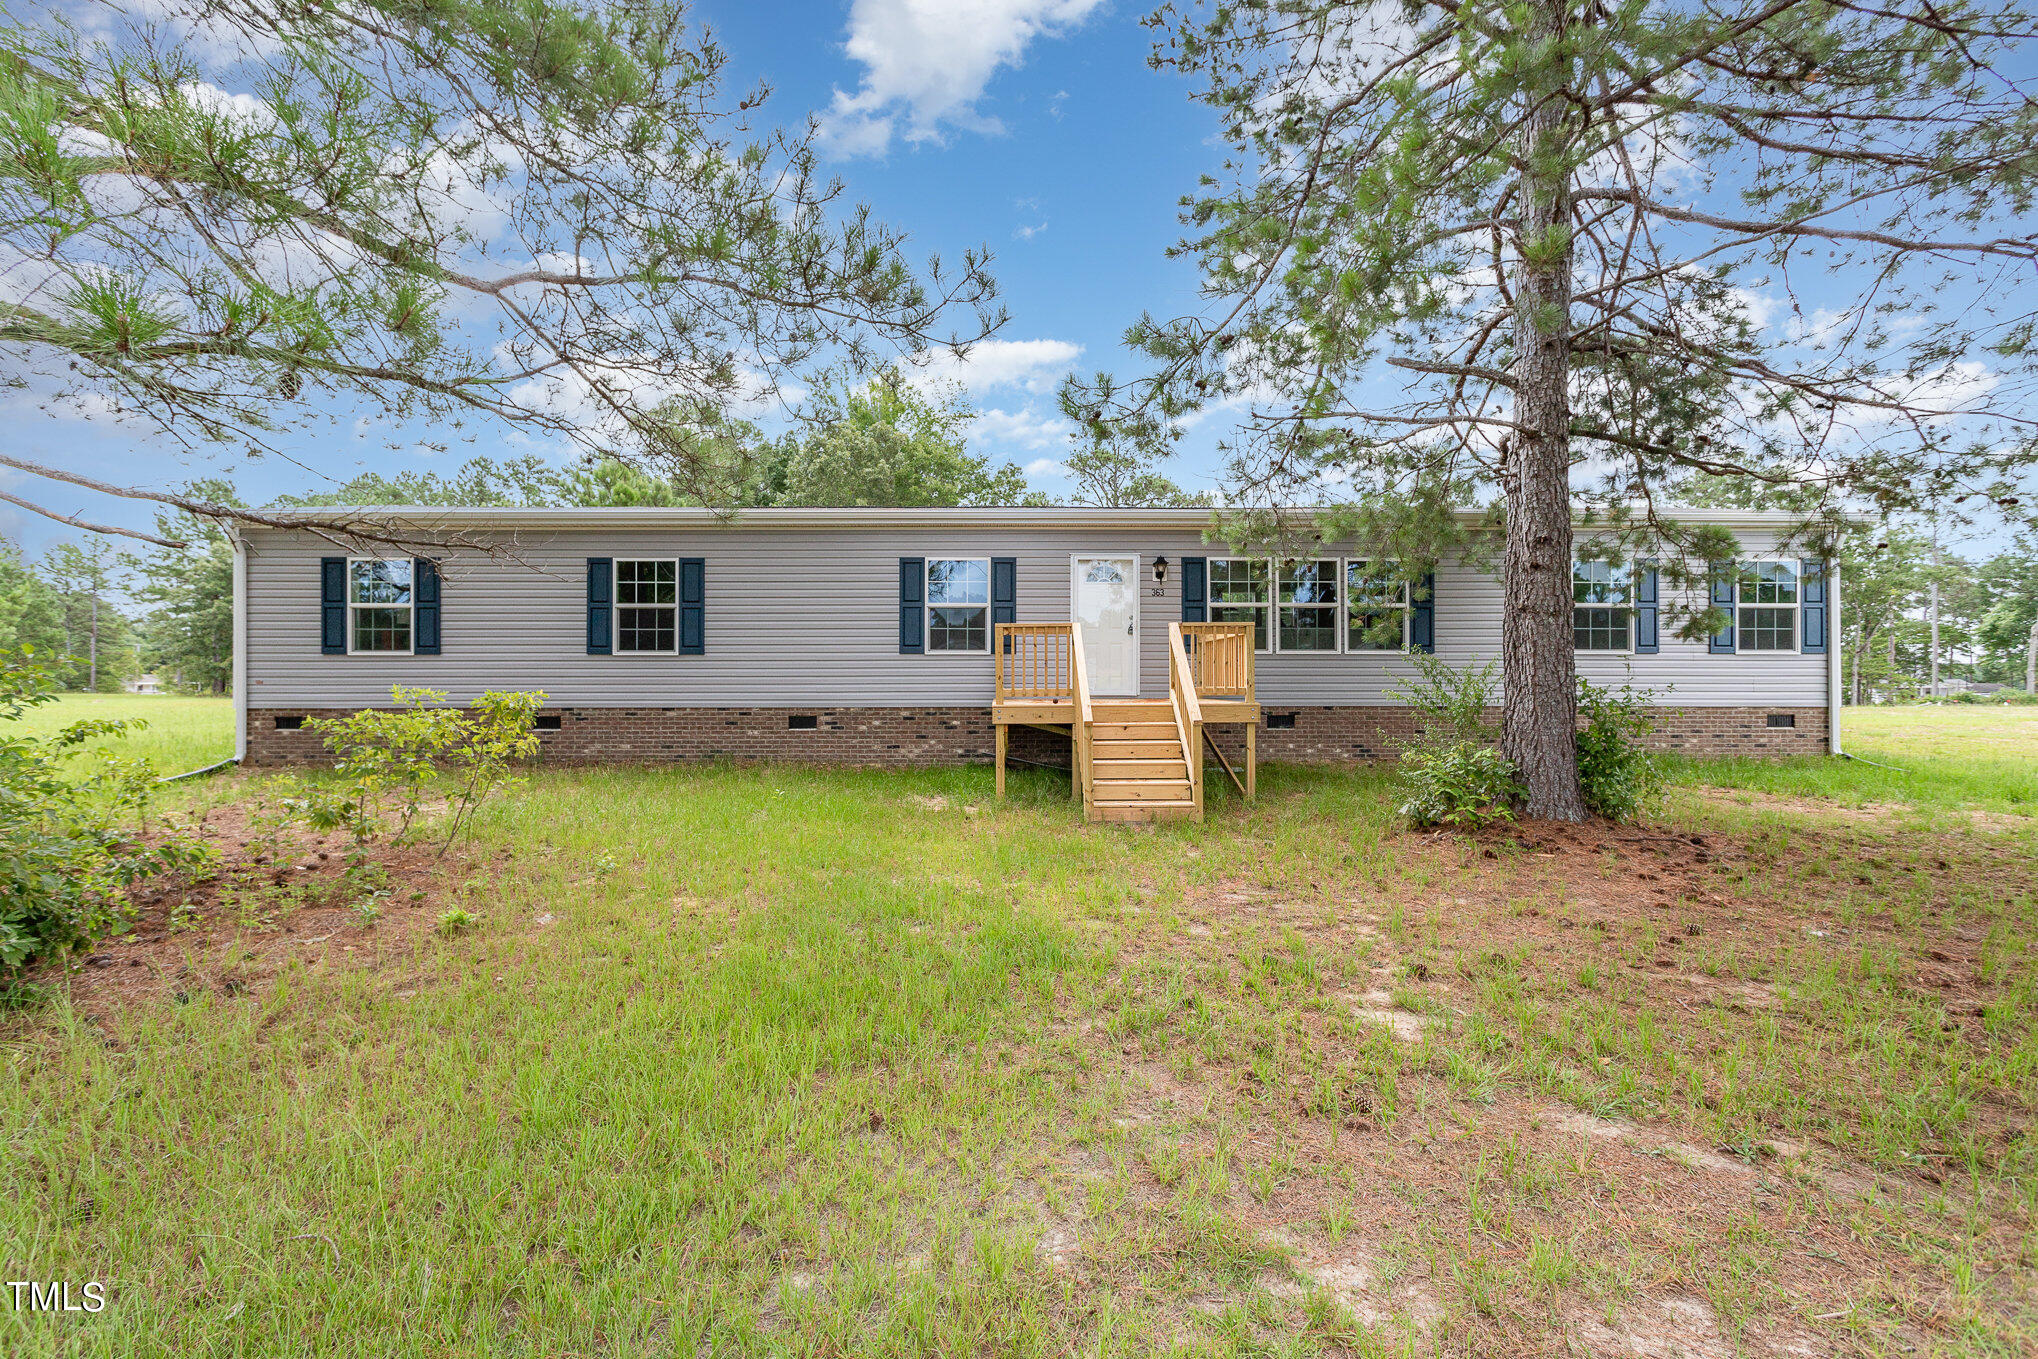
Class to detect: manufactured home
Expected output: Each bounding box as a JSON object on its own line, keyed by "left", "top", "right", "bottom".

{"left": 231, "top": 507, "right": 1839, "bottom": 822}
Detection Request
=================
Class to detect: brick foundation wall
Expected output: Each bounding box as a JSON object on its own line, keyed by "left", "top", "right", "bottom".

{"left": 1210, "top": 705, "right": 1830, "bottom": 763}
{"left": 245, "top": 706, "right": 1075, "bottom": 768}
{"left": 244, "top": 704, "right": 1828, "bottom": 767}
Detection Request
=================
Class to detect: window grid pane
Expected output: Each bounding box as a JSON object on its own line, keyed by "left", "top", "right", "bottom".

{"left": 1346, "top": 560, "right": 1406, "bottom": 650}
{"left": 1571, "top": 561, "right": 1628, "bottom": 606}
{"left": 1279, "top": 607, "right": 1339, "bottom": 652}
{"left": 351, "top": 606, "right": 411, "bottom": 653}
{"left": 1738, "top": 561, "right": 1798, "bottom": 605}
{"left": 1277, "top": 560, "right": 1338, "bottom": 604}
{"left": 1209, "top": 559, "right": 1269, "bottom": 605}
{"left": 927, "top": 559, "right": 989, "bottom": 605}
{"left": 1573, "top": 607, "right": 1630, "bottom": 652}
{"left": 1739, "top": 606, "right": 1796, "bottom": 651}
{"left": 617, "top": 608, "right": 677, "bottom": 653}
{"left": 1345, "top": 561, "right": 1405, "bottom": 608}
{"left": 928, "top": 606, "right": 988, "bottom": 652}
{"left": 617, "top": 559, "right": 677, "bottom": 606}
{"left": 349, "top": 558, "right": 412, "bottom": 605}
{"left": 1348, "top": 609, "right": 1406, "bottom": 651}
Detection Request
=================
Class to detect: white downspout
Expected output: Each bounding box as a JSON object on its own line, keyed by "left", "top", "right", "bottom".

{"left": 230, "top": 525, "right": 248, "bottom": 764}
{"left": 1826, "top": 559, "right": 1842, "bottom": 757}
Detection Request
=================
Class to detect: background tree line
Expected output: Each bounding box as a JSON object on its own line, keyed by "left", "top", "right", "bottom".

{"left": 0, "top": 370, "right": 1210, "bottom": 693}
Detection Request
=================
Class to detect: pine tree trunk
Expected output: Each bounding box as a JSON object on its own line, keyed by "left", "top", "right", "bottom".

{"left": 1500, "top": 0, "right": 1586, "bottom": 822}
{"left": 2025, "top": 614, "right": 2037, "bottom": 695}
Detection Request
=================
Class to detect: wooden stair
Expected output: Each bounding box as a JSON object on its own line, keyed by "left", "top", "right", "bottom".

{"left": 1085, "top": 700, "right": 1198, "bottom": 823}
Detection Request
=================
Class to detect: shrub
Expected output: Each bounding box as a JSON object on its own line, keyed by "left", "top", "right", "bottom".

{"left": 1396, "top": 742, "right": 1523, "bottom": 829}
{"left": 1389, "top": 649, "right": 1500, "bottom": 744}
{"left": 306, "top": 686, "right": 544, "bottom": 853}
{"left": 1574, "top": 678, "right": 1665, "bottom": 821}
{"left": 1390, "top": 650, "right": 1519, "bottom": 827}
{"left": 0, "top": 649, "right": 213, "bottom": 975}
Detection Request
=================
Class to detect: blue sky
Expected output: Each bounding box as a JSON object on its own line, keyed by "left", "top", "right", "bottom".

{"left": 3, "top": 0, "right": 1230, "bottom": 554}
{"left": 3, "top": 0, "right": 2027, "bottom": 558}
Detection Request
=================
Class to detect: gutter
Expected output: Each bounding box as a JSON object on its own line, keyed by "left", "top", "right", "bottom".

{"left": 241, "top": 502, "right": 1862, "bottom": 534}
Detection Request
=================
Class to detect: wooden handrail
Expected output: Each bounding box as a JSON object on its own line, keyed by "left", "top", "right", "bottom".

{"left": 995, "top": 623, "right": 1077, "bottom": 700}
{"left": 1168, "top": 623, "right": 1204, "bottom": 818}
{"left": 1069, "top": 624, "right": 1094, "bottom": 726}
{"left": 1180, "top": 621, "right": 1255, "bottom": 699}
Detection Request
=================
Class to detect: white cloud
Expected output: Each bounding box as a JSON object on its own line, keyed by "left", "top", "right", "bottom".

{"left": 1024, "top": 456, "right": 1069, "bottom": 477}
{"left": 976, "top": 405, "right": 1073, "bottom": 451}
{"left": 1013, "top": 221, "right": 1048, "bottom": 241}
{"left": 819, "top": 0, "right": 1106, "bottom": 157}
{"left": 906, "top": 337, "right": 1082, "bottom": 395}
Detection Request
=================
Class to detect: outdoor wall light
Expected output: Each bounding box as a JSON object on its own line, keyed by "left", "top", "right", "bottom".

{"left": 1152, "top": 556, "right": 1169, "bottom": 584}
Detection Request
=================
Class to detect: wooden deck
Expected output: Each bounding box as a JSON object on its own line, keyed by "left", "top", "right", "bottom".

{"left": 991, "top": 621, "right": 1258, "bottom": 823}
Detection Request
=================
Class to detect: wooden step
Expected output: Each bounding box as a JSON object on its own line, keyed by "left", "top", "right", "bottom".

{"left": 1093, "top": 700, "right": 1174, "bottom": 721}
{"left": 1091, "top": 778, "right": 1194, "bottom": 803}
{"left": 1092, "top": 737, "right": 1181, "bottom": 759}
{"left": 1092, "top": 757, "right": 1186, "bottom": 779}
{"left": 1091, "top": 800, "right": 1198, "bottom": 823}
{"left": 1090, "top": 721, "right": 1179, "bottom": 740}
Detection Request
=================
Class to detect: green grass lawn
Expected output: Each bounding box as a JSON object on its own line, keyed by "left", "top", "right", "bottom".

{"left": 2, "top": 705, "right": 2033, "bottom": 1355}
{"left": 17, "top": 693, "right": 236, "bottom": 777}
{"left": 1673, "top": 702, "right": 2038, "bottom": 818}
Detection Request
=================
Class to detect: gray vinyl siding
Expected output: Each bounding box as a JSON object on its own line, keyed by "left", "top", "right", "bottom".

{"left": 241, "top": 525, "right": 1827, "bottom": 708}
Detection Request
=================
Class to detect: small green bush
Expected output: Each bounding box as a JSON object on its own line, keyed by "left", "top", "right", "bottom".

{"left": 1389, "top": 649, "right": 1500, "bottom": 745}
{"left": 1391, "top": 650, "right": 1519, "bottom": 827}
{"left": 0, "top": 649, "right": 213, "bottom": 974}
{"left": 1574, "top": 678, "right": 1665, "bottom": 821}
{"left": 1396, "top": 742, "right": 1523, "bottom": 828}
{"left": 306, "top": 686, "right": 545, "bottom": 853}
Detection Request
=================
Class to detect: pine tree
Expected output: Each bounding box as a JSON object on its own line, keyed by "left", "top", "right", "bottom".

{"left": 1075, "top": 0, "right": 2036, "bottom": 817}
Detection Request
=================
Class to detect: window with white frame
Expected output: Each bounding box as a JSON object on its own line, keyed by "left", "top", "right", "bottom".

{"left": 1208, "top": 557, "right": 1271, "bottom": 651}
{"left": 927, "top": 558, "right": 990, "bottom": 653}
{"left": 348, "top": 558, "right": 412, "bottom": 654}
{"left": 1345, "top": 559, "right": 1408, "bottom": 651}
{"left": 1277, "top": 559, "right": 1340, "bottom": 652}
{"left": 1572, "top": 561, "right": 1632, "bottom": 652}
{"left": 616, "top": 559, "right": 678, "bottom": 653}
{"left": 1737, "top": 560, "right": 1799, "bottom": 651}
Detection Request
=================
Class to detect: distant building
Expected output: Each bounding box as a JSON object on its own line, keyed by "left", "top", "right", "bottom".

{"left": 126, "top": 674, "right": 163, "bottom": 695}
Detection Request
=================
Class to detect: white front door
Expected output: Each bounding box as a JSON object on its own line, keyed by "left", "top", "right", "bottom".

{"left": 1072, "top": 555, "right": 1139, "bottom": 696}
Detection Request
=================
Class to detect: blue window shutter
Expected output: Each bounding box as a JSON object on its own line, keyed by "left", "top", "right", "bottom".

{"left": 1409, "top": 570, "right": 1437, "bottom": 653}
{"left": 1181, "top": 557, "right": 1207, "bottom": 623}
{"left": 1633, "top": 560, "right": 1659, "bottom": 655}
{"left": 899, "top": 557, "right": 925, "bottom": 654}
{"left": 321, "top": 557, "right": 347, "bottom": 654}
{"left": 586, "top": 557, "right": 613, "bottom": 655}
{"left": 1801, "top": 558, "right": 1827, "bottom": 654}
{"left": 678, "top": 558, "right": 705, "bottom": 655}
{"left": 1709, "top": 561, "right": 1737, "bottom": 654}
{"left": 991, "top": 557, "right": 1016, "bottom": 626}
{"left": 412, "top": 558, "right": 441, "bottom": 655}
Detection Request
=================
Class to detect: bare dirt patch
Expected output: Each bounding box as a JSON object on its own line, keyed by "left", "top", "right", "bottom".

{"left": 22, "top": 803, "right": 491, "bottom": 1027}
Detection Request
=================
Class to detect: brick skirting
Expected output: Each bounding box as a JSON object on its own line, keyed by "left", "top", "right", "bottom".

{"left": 243, "top": 703, "right": 1829, "bottom": 767}
{"left": 1210, "top": 705, "right": 1830, "bottom": 763}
